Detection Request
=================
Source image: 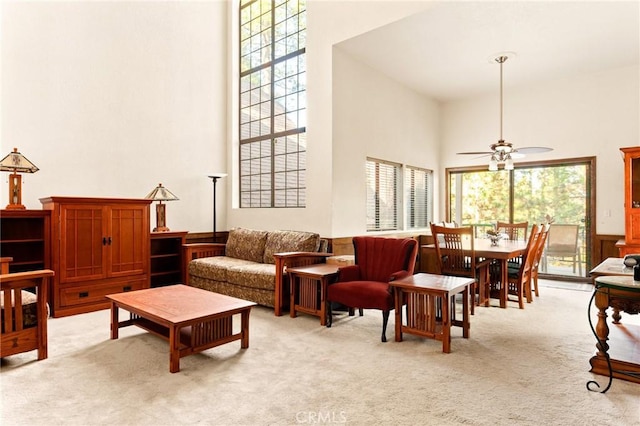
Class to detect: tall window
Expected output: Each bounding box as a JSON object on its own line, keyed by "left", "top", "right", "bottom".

{"left": 239, "top": 0, "right": 307, "bottom": 208}
{"left": 366, "top": 158, "right": 400, "bottom": 231}
{"left": 405, "top": 166, "right": 433, "bottom": 229}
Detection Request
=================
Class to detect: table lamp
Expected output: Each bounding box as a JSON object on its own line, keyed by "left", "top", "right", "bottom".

{"left": 0, "top": 147, "right": 39, "bottom": 210}
{"left": 145, "top": 183, "right": 179, "bottom": 232}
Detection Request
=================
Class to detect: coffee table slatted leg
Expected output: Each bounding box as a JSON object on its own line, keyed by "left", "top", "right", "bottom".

{"left": 241, "top": 310, "right": 250, "bottom": 348}
{"left": 110, "top": 301, "right": 119, "bottom": 340}
{"left": 169, "top": 325, "right": 180, "bottom": 373}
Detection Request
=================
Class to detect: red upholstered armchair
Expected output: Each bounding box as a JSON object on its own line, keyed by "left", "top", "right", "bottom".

{"left": 326, "top": 236, "right": 418, "bottom": 342}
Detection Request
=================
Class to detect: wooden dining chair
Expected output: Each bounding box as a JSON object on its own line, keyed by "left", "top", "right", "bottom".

{"left": 497, "top": 221, "right": 529, "bottom": 269}
{"left": 430, "top": 224, "right": 491, "bottom": 313}
{"left": 529, "top": 223, "right": 551, "bottom": 300}
{"left": 497, "top": 221, "right": 529, "bottom": 241}
{"left": 504, "top": 224, "right": 541, "bottom": 308}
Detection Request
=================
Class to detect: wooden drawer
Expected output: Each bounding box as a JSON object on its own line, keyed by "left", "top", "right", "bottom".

{"left": 59, "top": 278, "right": 147, "bottom": 308}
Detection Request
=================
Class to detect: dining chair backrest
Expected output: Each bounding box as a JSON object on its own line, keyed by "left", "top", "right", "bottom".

{"left": 542, "top": 223, "right": 582, "bottom": 275}
{"left": 430, "top": 224, "right": 475, "bottom": 279}
{"left": 532, "top": 223, "right": 550, "bottom": 272}
{"left": 529, "top": 223, "right": 551, "bottom": 299}
{"left": 518, "top": 224, "right": 542, "bottom": 280}
{"left": 545, "top": 224, "right": 579, "bottom": 255}
{"left": 497, "top": 221, "right": 529, "bottom": 241}
{"left": 505, "top": 224, "right": 541, "bottom": 308}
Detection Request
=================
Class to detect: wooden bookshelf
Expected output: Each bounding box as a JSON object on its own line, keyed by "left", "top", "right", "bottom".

{"left": 0, "top": 209, "right": 50, "bottom": 273}
{"left": 150, "top": 231, "right": 188, "bottom": 287}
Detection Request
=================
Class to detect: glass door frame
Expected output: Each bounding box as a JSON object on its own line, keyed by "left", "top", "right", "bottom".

{"left": 445, "top": 156, "right": 596, "bottom": 282}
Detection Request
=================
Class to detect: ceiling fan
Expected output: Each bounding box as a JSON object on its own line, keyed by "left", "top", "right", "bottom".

{"left": 457, "top": 54, "right": 553, "bottom": 170}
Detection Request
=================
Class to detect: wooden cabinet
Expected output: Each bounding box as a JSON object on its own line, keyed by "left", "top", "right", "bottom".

{"left": 618, "top": 147, "right": 640, "bottom": 256}
{"left": 150, "top": 231, "right": 187, "bottom": 287}
{"left": 0, "top": 210, "right": 50, "bottom": 273}
{"left": 40, "top": 196, "right": 151, "bottom": 317}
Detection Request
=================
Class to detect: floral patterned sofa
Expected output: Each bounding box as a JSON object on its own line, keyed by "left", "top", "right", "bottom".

{"left": 184, "top": 228, "right": 330, "bottom": 316}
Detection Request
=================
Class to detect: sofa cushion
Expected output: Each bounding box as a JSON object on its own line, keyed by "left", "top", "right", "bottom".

{"left": 225, "top": 228, "right": 269, "bottom": 263}
{"left": 189, "top": 256, "right": 257, "bottom": 282}
{"left": 0, "top": 290, "right": 38, "bottom": 332}
{"left": 263, "top": 230, "right": 320, "bottom": 264}
{"left": 226, "top": 263, "right": 276, "bottom": 291}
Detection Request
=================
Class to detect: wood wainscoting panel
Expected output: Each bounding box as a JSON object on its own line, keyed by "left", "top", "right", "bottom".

{"left": 593, "top": 234, "right": 625, "bottom": 265}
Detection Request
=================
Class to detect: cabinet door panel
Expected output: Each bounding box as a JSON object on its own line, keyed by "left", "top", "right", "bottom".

{"left": 109, "top": 205, "right": 148, "bottom": 277}
{"left": 60, "top": 205, "right": 106, "bottom": 282}
{"left": 623, "top": 147, "right": 640, "bottom": 245}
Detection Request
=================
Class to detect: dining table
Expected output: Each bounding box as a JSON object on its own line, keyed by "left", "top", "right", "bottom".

{"left": 422, "top": 238, "right": 529, "bottom": 308}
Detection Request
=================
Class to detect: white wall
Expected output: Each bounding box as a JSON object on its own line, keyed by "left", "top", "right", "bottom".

{"left": 1, "top": 1, "right": 228, "bottom": 233}
{"left": 2, "top": 1, "right": 634, "bottom": 239}
{"left": 1, "top": 0, "right": 433, "bottom": 237}
{"left": 440, "top": 65, "right": 639, "bottom": 235}
{"left": 331, "top": 47, "right": 440, "bottom": 237}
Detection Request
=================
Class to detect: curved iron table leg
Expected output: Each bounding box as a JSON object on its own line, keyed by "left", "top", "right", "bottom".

{"left": 586, "top": 288, "right": 613, "bottom": 393}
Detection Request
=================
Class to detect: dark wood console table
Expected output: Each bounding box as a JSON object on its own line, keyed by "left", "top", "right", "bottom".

{"left": 587, "top": 273, "right": 640, "bottom": 392}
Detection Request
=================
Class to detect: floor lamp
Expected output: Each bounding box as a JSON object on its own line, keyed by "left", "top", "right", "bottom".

{"left": 208, "top": 173, "right": 227, "bottom": 242}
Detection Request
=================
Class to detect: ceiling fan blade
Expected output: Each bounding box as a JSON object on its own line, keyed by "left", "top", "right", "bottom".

{"left": 514, "top": 146, "right": 553, "bottom": 154}
{"left": 456, "top": 151, "right": 493, "bottom": 155}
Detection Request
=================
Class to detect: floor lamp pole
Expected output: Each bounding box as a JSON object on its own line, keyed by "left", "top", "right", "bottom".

{"left": 208, "top": 174, "right": 226, "bottom": 243}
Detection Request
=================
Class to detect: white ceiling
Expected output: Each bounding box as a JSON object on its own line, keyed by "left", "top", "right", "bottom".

{"left": 336, "top": 1, "right": 640, "bottom": 102}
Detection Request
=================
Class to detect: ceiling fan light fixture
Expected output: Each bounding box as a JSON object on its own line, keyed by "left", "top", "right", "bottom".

{"left": 504, "top": 155, "right": 514, "bottom": 170}
{"left": 488, "top": 156, "right": 499, "bottom": 171}
{"left": 457, "top": 52, "right": 552, "bottom": 166}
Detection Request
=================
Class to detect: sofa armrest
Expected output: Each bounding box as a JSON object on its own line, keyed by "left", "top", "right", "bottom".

{"left": 272, "top": 252, "right": 334, "bottom": 316}
{"left": 182, "top": 243, "right": 226, "bottom": 285}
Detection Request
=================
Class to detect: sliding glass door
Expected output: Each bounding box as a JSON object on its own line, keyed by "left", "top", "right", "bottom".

{"left": 447, "top": 157, "right": 595, "bottom": 281}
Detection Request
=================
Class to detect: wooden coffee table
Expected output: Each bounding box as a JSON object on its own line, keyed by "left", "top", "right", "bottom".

{"left": 106, "top": 285, "right": 256, "bottom": 373}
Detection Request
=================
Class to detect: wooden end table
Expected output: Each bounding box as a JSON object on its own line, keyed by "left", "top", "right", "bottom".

{"left": 390, "top": 273, "right": 474, "bottom": 353}
{"left": 287, "top": 263, "right": 339, "bottom": 325}
{"left": 106, "top": 285, "right": 256, "bottom": 373}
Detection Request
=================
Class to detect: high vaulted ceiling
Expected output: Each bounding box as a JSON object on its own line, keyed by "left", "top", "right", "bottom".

{"left": 336, "top": 1, "right": 640, "bottom": 102}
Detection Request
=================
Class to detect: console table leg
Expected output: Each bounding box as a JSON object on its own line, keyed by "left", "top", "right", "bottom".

{"left": 587, "top": 287, "right": 613, "bottom": 393}
{"left": 594, "top": 290, "right": 610, "bottom": 357}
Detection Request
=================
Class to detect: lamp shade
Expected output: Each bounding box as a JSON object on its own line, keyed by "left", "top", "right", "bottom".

{"left": 145, "top": 183, "right": 179, "bottom": 202}
{"left": 0, "top": 148, "right": 39, "bottom": 173}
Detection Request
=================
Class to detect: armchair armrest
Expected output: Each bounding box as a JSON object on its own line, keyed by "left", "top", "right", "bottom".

{"left": 272, "top": 252, "right": 334, "bottom": 316}
{"left": 182, "top": 243, "right": 226, "bottom": 285}
{"left": 389, "top": 270, "right": 411, "bottom": 282}
{"left": 1, "top": 269, "right": 54, "bottom": 360}
{"left": 336, "top": 264, "right": 360, "bottom": 282}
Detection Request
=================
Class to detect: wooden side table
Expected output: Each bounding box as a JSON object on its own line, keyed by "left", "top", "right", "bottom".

{"left": 390, "top": 273, "right": 474, "bottom": 353}
{"left": 287, "top": 263, "right": 339, "bottom": 325}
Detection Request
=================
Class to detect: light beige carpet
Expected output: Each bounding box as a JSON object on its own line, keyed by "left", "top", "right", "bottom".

{"left": 2, "top": 281, "right": 639, "bottom": 426}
